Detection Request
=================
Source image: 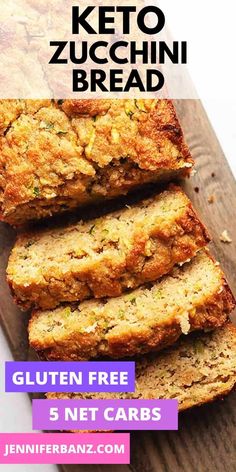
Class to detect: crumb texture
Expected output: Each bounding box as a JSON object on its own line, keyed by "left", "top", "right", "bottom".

{"left": 7, "top": 185, "right": 209, "bottom": 309}
{"left": 47, "top": 324, "right": 236, "bottom": 413}
{"left": 29, "top": 251, "right": 235, "bottom": 361}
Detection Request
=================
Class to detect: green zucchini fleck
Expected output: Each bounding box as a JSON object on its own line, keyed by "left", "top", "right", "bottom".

{"left": 33, "top": 187, "right": 40, "bottom": 197}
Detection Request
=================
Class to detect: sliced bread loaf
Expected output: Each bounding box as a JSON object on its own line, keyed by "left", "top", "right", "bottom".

{"left": 29, "top": 251, "right": 235, "bottom": 361}
{"left": 7, "top": 185, "right": 209, "bottom": 310}
{"left": 46, "top": 323, "right": 236, "bottom": 412}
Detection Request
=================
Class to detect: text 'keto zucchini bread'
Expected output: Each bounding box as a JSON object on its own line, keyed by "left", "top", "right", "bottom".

{"left": 7, "top": 186, "right": 210, "bottom": 310}
{"left": 0, "top": 99, "right": 193, "bottom": 225}
{"left": 47, "top": 323, "right": 236, "bottom": 415}
{"left": 29, "top": 251, "right": 235, "bottom": 361}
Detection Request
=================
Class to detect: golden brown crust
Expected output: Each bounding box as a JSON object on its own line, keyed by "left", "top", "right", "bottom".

{"left": 29, "top": 252, "right": 236, "bottom": 361}
{"left": 0, "top": 99, "right": 193, "bottom": 225}
{"left": 7, "top": 185, "right": 210, "bottom": 310}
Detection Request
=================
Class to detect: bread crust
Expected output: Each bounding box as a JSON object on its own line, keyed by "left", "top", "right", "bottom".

{"left": 7, "top": 185, "right": 210, "bottom": 310}
{"left": 0, "top": 99, "right": 193, "bottom": 225}
{"left": 29, "top": 252, "right": 236, "bottom": 361}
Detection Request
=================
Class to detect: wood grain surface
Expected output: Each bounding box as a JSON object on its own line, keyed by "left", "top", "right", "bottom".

{"left": 0, "top": 100, "right": 236, "bottom": 472}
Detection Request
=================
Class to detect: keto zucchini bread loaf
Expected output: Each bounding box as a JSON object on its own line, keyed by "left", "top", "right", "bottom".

{"left": 47, "top": 323, "right": 236, "bottom": 414}
{"left": 0, "top": 99, "right": 193, "bottom": 226}
{"left": 29, "top": 251, "right": 235, "bottom": 361}
{"left": 7, "top": 185, "right": 210, "bottom": 310}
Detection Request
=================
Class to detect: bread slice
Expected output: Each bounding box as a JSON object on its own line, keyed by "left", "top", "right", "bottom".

{"left": 0, "top": 99, "right": 193, "bottom": 225}
{"left": 7, "top": 185, "right": 209, "bottom": 310}
{"left": 29, "top": 251, "right": 235, "bottom": 361}
{"left": 46, "top": 323, "right": 236, "bottom": 413}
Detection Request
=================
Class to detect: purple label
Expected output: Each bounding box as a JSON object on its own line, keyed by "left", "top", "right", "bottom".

{"left": 32, "top": 399, "right": 178, "bottom": 431}
{"left": 5, "top": 362, "right": 135, "bottom": 393}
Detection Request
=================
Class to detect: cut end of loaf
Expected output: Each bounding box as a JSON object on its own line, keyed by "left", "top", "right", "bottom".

{"left": 28, "top": 251, "right": 236, "bottom": 361}
{"left": 7, "top": 184, "right": 209, "bottom": 310}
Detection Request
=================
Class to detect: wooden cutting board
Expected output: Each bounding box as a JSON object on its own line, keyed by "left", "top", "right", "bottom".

{"left": 0, "top": 100, "right": 236, "bottom": 472}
